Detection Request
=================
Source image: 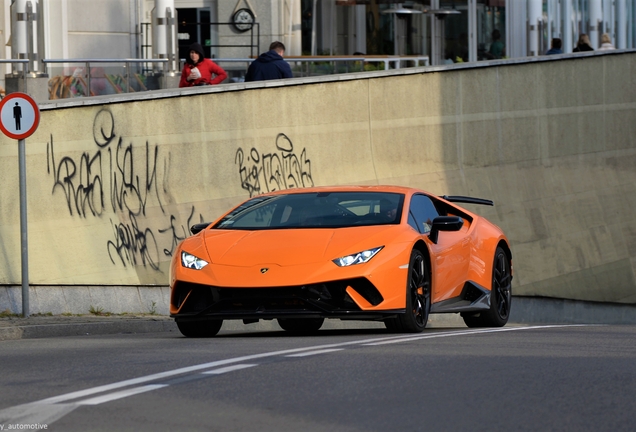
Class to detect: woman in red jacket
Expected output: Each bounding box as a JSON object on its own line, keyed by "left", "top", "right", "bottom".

{"left": 179, "top": 43, "right": 227, "bottom": 87}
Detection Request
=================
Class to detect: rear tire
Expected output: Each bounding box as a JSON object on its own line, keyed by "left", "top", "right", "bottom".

{"left": 277, "top": 318, "right": 324, "bottom": 334}
{"left": 176, "top": 319, "right": 223, "bottom": 337}
{"left": 384, "top": 249, "right": 430, "bottom": 333}
{"left": 462, "top": 246, "right": 512, "bottom": 328}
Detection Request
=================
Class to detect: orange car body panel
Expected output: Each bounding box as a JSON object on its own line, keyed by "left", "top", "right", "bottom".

{"left": 169, "top": 185, "right": 511, "bottom": 317}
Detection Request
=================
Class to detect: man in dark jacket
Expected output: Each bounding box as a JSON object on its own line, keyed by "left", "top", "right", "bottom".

{"left": 245, "top": 41, "right": 293, "bottom": 82}
{"left": 545, "top": 38, "right": 563, "bottom": 55}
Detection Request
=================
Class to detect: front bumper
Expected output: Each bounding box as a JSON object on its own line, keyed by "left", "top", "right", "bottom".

{"left": 170, "top": 279, "right": 404, "bottom": 321}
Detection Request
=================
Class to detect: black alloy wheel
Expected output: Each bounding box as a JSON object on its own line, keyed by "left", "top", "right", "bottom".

{"left": 462, "top": 246, "right": 512, "bottom": 328}
{"left": 277, "top": 318, "right": 324, "bottom": 334}
{"left": 385, "top": 249, "right": 430, "bottom": 333}
{"left": 176, "top": 319, "right": 223, "bottom": 337}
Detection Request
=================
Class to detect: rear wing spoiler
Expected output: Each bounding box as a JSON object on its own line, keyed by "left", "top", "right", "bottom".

{"left": 440, "top": 195, "right": 494, "bottom": 206}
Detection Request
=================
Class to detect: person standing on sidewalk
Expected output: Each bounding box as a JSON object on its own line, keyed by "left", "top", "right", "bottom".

{"left": 245, "top": 41, "right": 293, "bottom": 82}
{"left": 179, "top": 42, "right": 227, "bottom": 87}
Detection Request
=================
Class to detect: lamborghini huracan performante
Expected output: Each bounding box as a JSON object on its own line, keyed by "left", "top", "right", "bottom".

{"left": 170, "top": 186, "right": 512, "bottom": 337}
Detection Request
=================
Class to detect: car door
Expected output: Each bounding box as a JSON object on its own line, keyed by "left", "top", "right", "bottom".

{"left": 408, "top": 194, "right": 471, "bottom": 303}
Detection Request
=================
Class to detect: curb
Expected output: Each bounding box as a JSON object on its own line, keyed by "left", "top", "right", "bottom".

{"left": 0, "top": 319, "right": 179, "bottom": 341}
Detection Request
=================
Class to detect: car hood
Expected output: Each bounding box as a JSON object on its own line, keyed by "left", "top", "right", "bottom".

{"left": 199, "top": 226, "right": 401, "bottom": 267}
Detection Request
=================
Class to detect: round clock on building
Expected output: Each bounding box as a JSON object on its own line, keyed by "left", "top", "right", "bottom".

{"left": 232, "top": 8, "right": 255, "bottom": 32}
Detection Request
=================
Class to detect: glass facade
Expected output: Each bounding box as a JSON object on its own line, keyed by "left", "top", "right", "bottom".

{"left": 478, "top": 1, "right": 506, "bottom": 60}
{"left": 306, "top": 1, "right": 635, "bottom": 65}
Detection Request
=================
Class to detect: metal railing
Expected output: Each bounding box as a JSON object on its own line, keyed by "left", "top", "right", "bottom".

{"left": 285, "top": 55, "right": 430, "bottom": 71}
{"left": 32, "top": 55, "right": 429, "bottom": 100}
{"left": 212, "top": 55, "right": 430, "bottom": 81}
{"left": 42, "top": 59, "right": 168, "bottom": 99}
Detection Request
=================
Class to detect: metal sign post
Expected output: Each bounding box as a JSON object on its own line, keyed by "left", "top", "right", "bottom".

{"left": 0, "top": 92, "right": 40, "bottom": 317}
{"left": 18, "top": 137, "right": 29, "bottom": 316}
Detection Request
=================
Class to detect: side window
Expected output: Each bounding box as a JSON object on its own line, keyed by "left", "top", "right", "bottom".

{"left": 408, "top": 213, "right": 419, "bottom": 232}
{"left": 408, "top": 195, "right": 439, "bottom": 234}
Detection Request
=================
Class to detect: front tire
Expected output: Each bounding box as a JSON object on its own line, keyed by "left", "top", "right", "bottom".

{"left": 462, "top": 246, "right": 512, "bottom": 328}
{"left": 176, "top": 319, "right": 223, "bottom": 337}
{"left": 385, "top": 249, "right": 430, "bottom": 333}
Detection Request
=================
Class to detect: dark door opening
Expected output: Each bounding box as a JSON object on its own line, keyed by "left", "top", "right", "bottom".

{"left": 177, "top": 8, "right": 211, "bottom": 60}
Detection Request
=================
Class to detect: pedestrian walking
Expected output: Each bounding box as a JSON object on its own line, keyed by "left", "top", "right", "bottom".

{"left": 245, "top": 41, "right": 293, "bottom": 82}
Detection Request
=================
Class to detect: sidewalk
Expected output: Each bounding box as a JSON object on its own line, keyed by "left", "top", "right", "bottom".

{"left": 0, "top": 314, "right": 178, "bottom": 341}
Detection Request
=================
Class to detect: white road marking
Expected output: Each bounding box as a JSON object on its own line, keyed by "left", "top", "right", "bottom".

{"left": 202, "top": 364, "right": 259, "bottom": 375}
{"left": 76, "top": 385, "right": 168, "bottom": 406}
{"left": 34, "top": 332, "right": 458, "bottom": 405}
{"left": 362, "top": 325, "right": 588, "bottom": 346}
{"left": 285, "top": 348, "right": 344, "bottom": 357}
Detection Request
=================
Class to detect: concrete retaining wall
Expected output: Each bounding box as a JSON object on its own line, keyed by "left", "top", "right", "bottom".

{"left": 1, "top": 50, "right": 635, "bottom": 315}
{"left": 0, "top": 285, "right": 170, "bottom": 316}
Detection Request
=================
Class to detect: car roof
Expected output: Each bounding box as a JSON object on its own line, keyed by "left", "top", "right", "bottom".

{"left": 259, "top": 185, "right": 428, "bottom": 196}
{"left": 253, "top": 186, "right": 480, "bottom": 222}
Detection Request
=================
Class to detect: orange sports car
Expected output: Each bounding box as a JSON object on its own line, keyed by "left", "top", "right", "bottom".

{"left": 170, "top": 186, "right": 512, "bottom": 337}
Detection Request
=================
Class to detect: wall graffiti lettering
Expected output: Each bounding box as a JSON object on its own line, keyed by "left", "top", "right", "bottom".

{"left": 158, "top": 205, "right": 201, "bottom": 257}
{"left": 110, "top": 138, "right": 163, "bottom": 217}
{"left": 46, "top": 108, "right": 205, "bottom": 271}
{"left": 107, "top": 212, "right": 160, "bottom": 270}
{"left": 236, "top": 133, "right": 314, "bottom": 197}
{"left": 47, "top": 136, "right": 105, "bottom": 218}
{"left": 47, "top": 110, "right": 164, "bottom": 218}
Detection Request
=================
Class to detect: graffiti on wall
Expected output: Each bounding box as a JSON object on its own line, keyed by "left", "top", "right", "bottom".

{"left": 46, "top": 109, "right": 205, "bottom": 271}
{"left": 47, "top": 109, "right": 166, "bottom": 218}
{"left": 45, "top": 111, "right": 315, "bottom": 271}
{"left": 236, "top": 133, "right": 314, "bottom": 197}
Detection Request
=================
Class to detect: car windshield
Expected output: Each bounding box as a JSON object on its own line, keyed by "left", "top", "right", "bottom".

{"left": 214, "top": 192, "right": 405, "bottom": 230}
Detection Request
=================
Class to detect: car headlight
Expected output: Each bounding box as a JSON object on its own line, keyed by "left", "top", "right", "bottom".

{"left": 181, "top": 251, "right": 209, "bottom": 270}
{"left": 333, "top": 247, "right": 383, "bottom": 267}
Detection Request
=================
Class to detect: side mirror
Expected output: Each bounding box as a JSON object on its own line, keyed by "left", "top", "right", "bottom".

{"left": 428, "top": 216, "right": 463, "bottom": 244}
{"left": 190, "top": 222, "right": 211, "bottom": 235}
